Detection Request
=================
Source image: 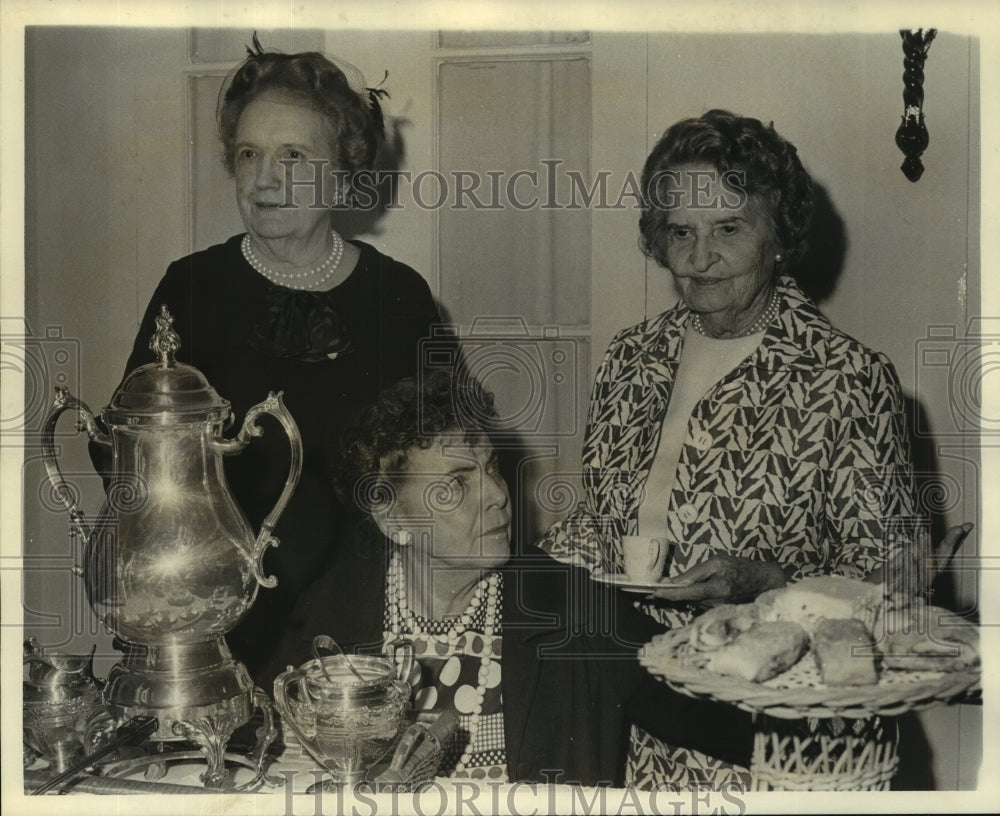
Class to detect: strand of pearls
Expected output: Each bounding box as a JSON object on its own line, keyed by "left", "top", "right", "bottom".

{"left": 241, "top": 230, "right": 344, "bottom": 290}
{"left": 691, "top": 288, "right": 780, "bottom": 339}
{"left": 386, "top": 551, "right": 500, "bottom": 774}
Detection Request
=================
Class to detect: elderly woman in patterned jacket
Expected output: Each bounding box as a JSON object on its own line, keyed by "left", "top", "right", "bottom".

{"left": 538, "top": 109, "right": 920, "bottom": 788}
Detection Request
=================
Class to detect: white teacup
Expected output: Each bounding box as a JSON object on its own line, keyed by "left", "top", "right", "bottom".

{"left": 621, "top": 536, "right": 668, "bottom": 583}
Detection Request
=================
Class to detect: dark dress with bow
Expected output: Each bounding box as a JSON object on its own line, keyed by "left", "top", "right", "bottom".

{"left": 119, "top": 235, "right": 444, "bottom": 679}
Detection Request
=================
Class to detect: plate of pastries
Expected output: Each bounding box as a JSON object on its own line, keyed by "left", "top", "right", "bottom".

{"left": 639, "top": 575, "right": 981, "bottom": 719}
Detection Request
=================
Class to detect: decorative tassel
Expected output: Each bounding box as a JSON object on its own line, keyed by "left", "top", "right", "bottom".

{"left": 894, "top": 28, "right": 937, "bottom": 182}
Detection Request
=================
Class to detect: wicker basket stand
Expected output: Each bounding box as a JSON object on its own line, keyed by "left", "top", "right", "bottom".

{"left": 749, "top": 714, "right": 899, "bottom": 791}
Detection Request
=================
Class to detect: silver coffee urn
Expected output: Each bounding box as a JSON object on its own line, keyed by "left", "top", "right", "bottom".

{"left": 39, "top": 305, "right": 303, "bottom": 787}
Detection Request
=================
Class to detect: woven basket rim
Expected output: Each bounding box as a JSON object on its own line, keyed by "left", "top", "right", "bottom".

{"left": 640, "top": 621, "right": 981, "bottom": 720}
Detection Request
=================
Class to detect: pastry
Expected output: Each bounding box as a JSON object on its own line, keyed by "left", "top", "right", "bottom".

{"left": 876, "top": 605, "right": 980, "bottom": 672}
{"left": 706, "top": 621, "right": 808, "bottom": 682}
{"left": 688, "top": 603, "right": 759, "bottom": 652}
{"left": 756, "top": 575, "right": 882, "bottom": 634}
{"left": 811, "top": 618, "right": 878, "bottom": 685}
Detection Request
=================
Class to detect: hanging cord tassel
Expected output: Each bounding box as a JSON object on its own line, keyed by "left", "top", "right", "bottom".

{"left": 894, "top": 28, "right": 937, "bottom": 182}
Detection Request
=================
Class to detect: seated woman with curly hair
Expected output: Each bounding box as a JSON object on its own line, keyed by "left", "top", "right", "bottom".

{"left": 271, "top": 367, "right": 751, "bottom": 785}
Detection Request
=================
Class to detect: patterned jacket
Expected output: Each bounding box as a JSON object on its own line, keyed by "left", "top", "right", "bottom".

{"left": 539, "top": 276, "right": 917, "bottom": 597}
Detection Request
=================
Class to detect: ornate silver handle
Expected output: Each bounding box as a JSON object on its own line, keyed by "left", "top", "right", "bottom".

{"left": 39, "top": 387, "right": 109, "bottom": 545}
{"left": 385, "top": 636, "right": 417, "bottom": 689}
{"left": 272, "top": 669, "right": 317, "bottom": 740}
{"left": 216, "top": 391, "right": 303, "bottom": 589}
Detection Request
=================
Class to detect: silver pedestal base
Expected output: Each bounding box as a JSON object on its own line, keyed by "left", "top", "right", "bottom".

{"left": 88, "top": 639, "right": 277, "bottom": 788}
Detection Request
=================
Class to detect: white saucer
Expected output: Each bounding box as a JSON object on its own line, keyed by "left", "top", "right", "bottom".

{"left": 591, "top": 572, "right": 691, "bottom": 594}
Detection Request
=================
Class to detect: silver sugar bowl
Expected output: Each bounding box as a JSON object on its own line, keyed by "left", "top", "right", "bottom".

{"left": 274, "top": 653, "right": 410, "bottom": 787}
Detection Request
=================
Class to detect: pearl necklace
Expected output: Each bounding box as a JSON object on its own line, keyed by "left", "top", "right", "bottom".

{"left": 691, "top": 289, "right": 780, "bottom": 339}
{"left": 241, "top": 230, "right": 344, "bottom": 291}
{"left": 386, "top": 551, "right": 501, "bottom": 774}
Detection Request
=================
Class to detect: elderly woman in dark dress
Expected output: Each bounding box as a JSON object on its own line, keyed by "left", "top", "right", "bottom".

{"left": 111, "top": 43, "right": 442, "bottom": 680}
{"left": 539, "top": 109, "right": 920, "bottom": 787}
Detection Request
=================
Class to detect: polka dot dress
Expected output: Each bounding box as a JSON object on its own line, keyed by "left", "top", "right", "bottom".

{"left": 384, "top": 572, "right": 506, "bottom": 781}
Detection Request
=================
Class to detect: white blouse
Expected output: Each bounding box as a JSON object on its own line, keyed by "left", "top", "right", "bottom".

{"left": 636, "top": 326, "right": 764, "bottom": 537}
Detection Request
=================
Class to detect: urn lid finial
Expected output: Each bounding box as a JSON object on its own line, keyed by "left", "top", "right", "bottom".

{"left": 150, "top": 304, "right": 182, "bottom": 366}
{"left": 104, "top": 304, "right": 230, "bottom": 424}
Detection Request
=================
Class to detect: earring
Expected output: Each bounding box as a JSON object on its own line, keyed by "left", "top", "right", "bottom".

{"left": 331, "top": 185, "right": 351, "bottom": 207}
{"left": 775, "top": 253, "right": 784, "bottom": 263}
